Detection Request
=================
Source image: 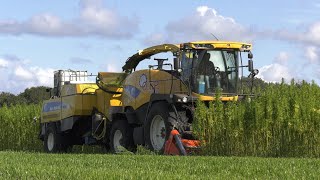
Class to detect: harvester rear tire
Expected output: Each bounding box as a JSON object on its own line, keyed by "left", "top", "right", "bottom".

{"left": 144, "top": 102, "right": 174, "bottom": 153}
{"left": 109, "top": 120, "right": 134, "bottom": 153}
{"left": 44, "top": 125, "right": 62, "bottom": 153}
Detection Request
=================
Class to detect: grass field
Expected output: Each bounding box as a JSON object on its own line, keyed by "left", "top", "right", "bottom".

{"left": 0, "top": 151, "right": 319, "bottom": 179}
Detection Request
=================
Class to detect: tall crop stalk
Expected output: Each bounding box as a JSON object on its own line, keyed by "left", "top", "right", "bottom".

{"left": 194, "top": 80, "right": 320, "bottom": 157}
{"left": 0, "top": 104, "right": 42, "bottom": 151}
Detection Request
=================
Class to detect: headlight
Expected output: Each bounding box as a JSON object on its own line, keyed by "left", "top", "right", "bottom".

{"left": 173, "top": 94, "right": 191, "bottom": 103}
{"left": 182, "top": 97, "right": 188, "bottom": 103}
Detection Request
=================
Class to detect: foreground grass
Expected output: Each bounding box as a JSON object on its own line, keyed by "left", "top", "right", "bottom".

{"left": 0, "top": 151, "right": 319, "bottom": 179}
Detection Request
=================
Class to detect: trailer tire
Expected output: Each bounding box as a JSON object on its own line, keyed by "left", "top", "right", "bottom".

{"left": 144, "top": 102, "right": 175, "bottom": 152}
{"left": 44, "top": 124, "right": 62, "bottom": 153}
{"left": 109, "top": 120, "right": 134, "bottom": 153}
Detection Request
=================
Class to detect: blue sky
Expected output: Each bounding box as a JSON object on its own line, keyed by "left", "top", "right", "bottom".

{"left": 0, "top": 0, "right": 320, "bottom": 93}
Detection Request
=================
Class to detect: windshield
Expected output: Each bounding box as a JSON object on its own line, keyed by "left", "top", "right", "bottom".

{"left": 181, "top": 49, "right": 239, "bottom": 95}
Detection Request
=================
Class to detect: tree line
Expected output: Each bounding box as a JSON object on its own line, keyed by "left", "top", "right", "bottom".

{"left": 0, "top": 86, "right": 50, "bottom": 107}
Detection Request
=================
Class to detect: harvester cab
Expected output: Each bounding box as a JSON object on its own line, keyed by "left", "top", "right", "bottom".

{"left": 178, "top": 41, "right": 258, "bottom": 96}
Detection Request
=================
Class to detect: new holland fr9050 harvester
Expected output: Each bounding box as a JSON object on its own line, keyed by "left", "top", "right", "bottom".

{"left": 39, "top": 41, "right": 258, "bottom": 154}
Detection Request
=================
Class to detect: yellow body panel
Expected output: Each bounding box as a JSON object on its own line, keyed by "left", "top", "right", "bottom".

{"left": 76, "top": 84, "right": 98, "bottom": 94}
{"left": 41, "top": 95, "right": 97, "bottom": 123}
{"left": 122, "top": 69, "right": 188, "bottom": 110}
{"left": 95, "top": 87, "right": 123, "bottom": 119}
{"left": 41, "top": 98, "right": 61, "bottom": 122}
{"left": 60, "top": 83, "right": 98, "bottom": 96}
{"left": 41, "top": 83, "right": 99, "bottom": 123}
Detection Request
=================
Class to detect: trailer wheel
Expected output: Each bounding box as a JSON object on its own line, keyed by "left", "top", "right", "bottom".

{"left": 145, "top": 102, "right": 174, "bottom": 152}
{"left": 109, "top": 120, "right": 134, "bottom": 153}
{"left": 44, "top": 125, "right": 62, "bottom": 153}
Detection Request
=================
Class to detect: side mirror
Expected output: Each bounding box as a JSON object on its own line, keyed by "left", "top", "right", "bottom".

{"left": 174, "top": 57, "right": 180, "bottom": 70}
{"left": 248, "top": 52, "right": 253, "bottom": 59}
{"left": 248, "top": 59, "right": 253, "bottom": 72}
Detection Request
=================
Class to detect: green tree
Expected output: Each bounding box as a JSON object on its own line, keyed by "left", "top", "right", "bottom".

{"left": 18, "top": 86, "right": 50, "bottom": 104}
{"left": 0, "top": 92, "right": 20, "bottom": 107}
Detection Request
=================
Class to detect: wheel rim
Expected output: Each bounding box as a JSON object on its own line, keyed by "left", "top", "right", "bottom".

{"left": 47, "top": 132, "right": 54, "bottom": 151}
{"left": 150, "top": 115, "right": 166, "bottom": 151}
{"left": 113, "top": 130, "right": 123, "bottom": 152}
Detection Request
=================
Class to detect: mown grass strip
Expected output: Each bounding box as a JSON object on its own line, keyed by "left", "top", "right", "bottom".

{"left": 0, "top": 151, "right": 319, "bottom": 179}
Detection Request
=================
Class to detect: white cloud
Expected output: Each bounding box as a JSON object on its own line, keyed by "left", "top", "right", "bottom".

{"left": 197, "top": 6, "right": 211, "bottom": 16}
{"left": 0, "top": 58, "right": 9, "bottom": 68}
{"left": 0, "top": 0, "right": 139, "bottom": 38}
{"left": 257, "top": 48, "right": 320, "bottom": 84}
{"left": 30, "top": 67, "right": 54, "bottom": 87}
{"left": 0, "top": 56, "right": 54, "bottom": 94}
{"left": 144, "top": 6, "right": 255, "bottom": 45}
{"left": 261, "top": 22, "right": 320, "bottom": 82}
{"left": 257, "top": 63, "right": 293, "bottom": 83}
{"left": 271, "top": 21, "right": 320, "bottom": 47}
{"left": 306, "top": 22, "right": 320, "bottom": 44}
{"left": 256, "top": 51, "right": 294, "bottom": 83}
{"left": 305, "top": 46, "right": 319, "bottom": 63}
{"left": 14, "top": 66, "right": 34, "bottom": 81}
{"left": 29, "top": 14, "right": 64, "bottom": 35}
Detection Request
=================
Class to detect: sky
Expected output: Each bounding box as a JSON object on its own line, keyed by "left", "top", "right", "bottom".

{"left": 0, "top": 0, "right": 320, "bottom": 94}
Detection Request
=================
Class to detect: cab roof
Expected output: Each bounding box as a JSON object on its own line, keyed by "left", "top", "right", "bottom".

{"left": 184, "top": 41, "right": 252, "bottom": 50}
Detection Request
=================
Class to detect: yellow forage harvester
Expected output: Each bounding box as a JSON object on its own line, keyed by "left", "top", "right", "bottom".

{"left": 40, "top": 41, "right": 258, "bottom": 155}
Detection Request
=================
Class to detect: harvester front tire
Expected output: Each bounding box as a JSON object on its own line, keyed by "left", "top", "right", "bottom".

{"left": 144, "top": 102, "right": 174, "bottom": 152}
{"left": 44, "top": 125, "right": 62, "bottom": 153}
{"left": 109, "top": 120, "right": 134, "bottom": 153}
